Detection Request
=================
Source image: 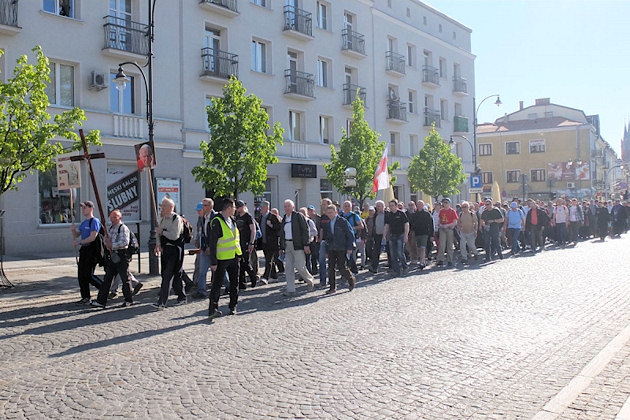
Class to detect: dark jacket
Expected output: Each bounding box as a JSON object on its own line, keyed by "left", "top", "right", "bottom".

{"left": 200, "top": 210, "right": 217, "bottom": 251}
{"left": 260, "top": 211, "right": 281, "bottom": 250}
{"left": 408, "top": 209, "right": 434, "bottom": 236}
{"left": 280, "top": 211, "right": 310, "bottom": 250}
{"left": 324, "top": 215, "right": 355, "bottom": 252}
{"left": 525, "top": 207, "right": 550, "bottom": 230}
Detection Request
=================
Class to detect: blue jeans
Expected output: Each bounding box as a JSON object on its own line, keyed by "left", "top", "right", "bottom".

{"left": 508, "top": 228, "right": 521, "bottom": 254}
{"left": 388, "top": 234, "right": 407, "bottom": 274}
{"left": 197, "top": 251, "right": 212, "bottom": 296}
{"left": 318, "top": 241, "right": 327, "bottom": 286}
{"left": 556, "top": 222, "right": 567, "bottom": 245}
{"left": 484, "top": 225, "right": 502, "bottom": 259}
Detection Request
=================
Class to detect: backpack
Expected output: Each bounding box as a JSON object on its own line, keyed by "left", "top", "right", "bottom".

{"left": 359, "top": 217, "right": 368, "bottom": 240}
{"left": 90, "top": 218, "right": 109, "bottom": 267}
{"left": 117, "top": 224, "right": 139, "bottom": 260}
{"left": 174, "top": 213, "right": 193, "bottom": 244}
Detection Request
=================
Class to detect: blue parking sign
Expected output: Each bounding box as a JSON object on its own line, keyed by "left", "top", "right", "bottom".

{"left": 470, "top": 175, "right": 482, "bottom": 193}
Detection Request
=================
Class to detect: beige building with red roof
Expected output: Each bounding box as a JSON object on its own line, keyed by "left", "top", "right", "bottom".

{"left": 476, "top": 98, "right": 621, "bottom": 201}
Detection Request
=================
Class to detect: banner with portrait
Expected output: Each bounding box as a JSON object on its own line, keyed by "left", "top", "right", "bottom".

{"left": 548, "top": 161, "right": 590, "bottom": 181}
{"left": 135, "top": 141, "right": 156, "bottom": 171}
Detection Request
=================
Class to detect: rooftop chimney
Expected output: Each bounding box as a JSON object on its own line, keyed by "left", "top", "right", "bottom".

{"left": 535, "top": 98, "right": 550, "bottom": 106}
{"left": 519, "top": 101, "right": 523, "bottom": 110}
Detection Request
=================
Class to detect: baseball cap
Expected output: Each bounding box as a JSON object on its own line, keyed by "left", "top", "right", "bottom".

{"left": 80, "top": 201, "right": 94, "bottom": 208}
{"left": 196, "top": 202, "right": 203, "bottom": 211}
{"left": 441, "top": 198, "right": 451, "bottom": 203}
{"left": 510, "top": 202, "right": 518, "bottom": 208}
{"left": 235, "top": 200, "right": 246, "bottom": 208}
{"left": 260, "top": 200, "right": 270, "bottom": 208}
{"left": 307, "top": 205, "right": 315, "bottom": 210}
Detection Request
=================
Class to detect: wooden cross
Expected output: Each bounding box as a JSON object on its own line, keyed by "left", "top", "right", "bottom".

{"left": 70, "top": 129, "right": 108, "bottom": 239}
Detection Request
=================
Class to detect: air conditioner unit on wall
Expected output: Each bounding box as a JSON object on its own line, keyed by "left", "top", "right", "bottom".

{"left": 567, "top": 182, "right": 576, "bottom": 189}
{"left": 89, "top": 71, "right": 107, "bottom": 91}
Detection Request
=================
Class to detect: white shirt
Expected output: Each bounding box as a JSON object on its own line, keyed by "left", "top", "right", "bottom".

{"left": 284, "top": 214, "right": 292, "bottom": 240}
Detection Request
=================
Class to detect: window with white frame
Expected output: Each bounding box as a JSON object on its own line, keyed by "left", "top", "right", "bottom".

{"left": 507, "top": 170, "right": 521, "bottom": 183}
{"left": 531, "top": 169, "right": 546, "bottom": 182}
{"left": 288, "top": 110, "right": 303, "bottom": 141}
{"left": 506, "top": 141, "right": 520, "bottom": 155}
{"left": 262, "top": 178, "right": 273, "bottom": 203}
{"left": 320, "top": 178, "right": 333, "bottom": 199}
{"left": 251, "top": 0, "right": 267, "bottom": 7}
{"left": 46, "top": 62, "right": 74, "bottom": 107}
{"left": 439, "top": 57, "right": 446, "bottom": 78}
{"left": 390, "top": 132, "right": 398, "bottom": 156}
{"left": 110, "top": 72, "right": 134, "bottom": 114}
{"left": 317, "top": 58, "right": 330, "bottom": 87}
{"left": 409, "top": 134, "right": 418, "bottom": 155}
{"left": 251, "top": 39, "right": 268, "bottom": 73}
{"left": 408, "top": 90, "right": 416, "bottom": 114}
{"left": 319, "top": 115, "right": 331, "bottom": 144}
{"left": 317, "top": 1, "right": 328, "bottom": 30}
{"left": 481, "top": 171, "right": 493, "bottom": 184}
{"left": 38, "top": 167, "right": 80, "bottom": 225}
{"left": 440, "top": 99, "right": 448, "bottom": 120}
{"left": 407, "top": 44, "right": 415, "bottom": 67}
{"left": 43, "top": 0, "right": 74, "bottom": 18}
{"left": 529, "top": 138, "right": 546, "bottom": 153}
{"left": 204, "top": 96, "right": 213, "bottom": 132}
{"left": 479, "top": 143, "right": 492, "bottom": 156}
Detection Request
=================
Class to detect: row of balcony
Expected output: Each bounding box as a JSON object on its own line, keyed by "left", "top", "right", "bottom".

{"left": 0, "top": 0, "right": 18, "bottom": 29}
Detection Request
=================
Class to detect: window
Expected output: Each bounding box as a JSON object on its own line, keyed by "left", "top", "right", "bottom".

{"left": 288, "top": 110, "right": 303, "bottom": 141}
{"left": 407, "top": 44, "right": 415, "bottom": 67}
{"left": 438, "top": 24, "right": 442, "bottom": 33}
{"left": 406, "top": 7, "right": 410, "bottom": 17}
{"left": 317, "top": 58, "right": 330, "bottom": 87}
{"left": 39, "top": 167, "right": 80, "bottom": 225}
{"left": 507, "top": 170, "right": 521, "bottom": 183}
{"left": 204, "top": 96, "right": 213, "bottom": 132}
{"left": 319, "top": 115, "right": 331, "bottom": 144}
{"left": 317, "top": 2, "right": 328, "bottom": 30}
{"left": 251, "top": 39, "right": 268, "bottom": 73}
{"left": 251, "top": 0, "right": 267, "bottom": 6}
{"left": 439, "top": 57, "right": 446, "bottom": 78}
{"left": 320, "top": 179, "right": 333, "bottom": 200}
{"left": 506, "top": 141, "right": 520, "bottom": 155}
{"left": 481, "top": 172, "right": 493, "bottom": 184}
{"left": 390, "top": 132, "right": 398, "bottom": 156}
{"left": 531, "top": 169, "right": 546, "bottom": 182}
{"left": 423, "top": 16, "right": 427, "bottom": 25}
{"left": 46, "top": 62, "right": 74, "bottom": 107}
{"left": 43, "top": 0, "right": 74, "bottom": 18}
{"left": 479, "top": 144, "right": 493, "bottom": 156}
{"left": 408, "top": 90, "right": 416, "bottom": 114}
{"left": 453, "top": 31, "right": 456, "bottom": 40}
{"left": 110, "top": 72, "right": 134, "bottom": 114}
{"left": 440, "top": 99, "right": 448, "bottom": 120}
{"left": 409, "top": 134, "right": 418, "bottom": 155}
{"left": 529, "top": 139, "right": 546, "bottom": 153}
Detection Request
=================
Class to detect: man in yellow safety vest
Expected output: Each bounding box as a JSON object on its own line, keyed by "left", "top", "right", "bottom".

{"left": 207, "top": 197, "right": 242, "bottom": 320}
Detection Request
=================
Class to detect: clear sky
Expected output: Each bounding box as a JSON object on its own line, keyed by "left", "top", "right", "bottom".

{"left": 425, "top": 0, "right": 630, "bottom": 155}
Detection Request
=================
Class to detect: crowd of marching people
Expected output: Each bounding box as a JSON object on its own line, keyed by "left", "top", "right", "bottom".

{"left": 71, "top": 193, "right": 629, "bottom": 320}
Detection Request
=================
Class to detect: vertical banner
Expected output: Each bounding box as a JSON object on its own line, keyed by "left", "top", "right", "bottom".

{"left": 156, "top": 178, "right": 181, "bottom": 213}
{"left": 107, "top": 166, "right": 141, "bottom": 221}
{"left": 56, "top": 152, "right": 81, "bottom": 190}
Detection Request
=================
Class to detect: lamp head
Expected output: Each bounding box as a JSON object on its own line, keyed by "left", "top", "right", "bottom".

{"left": 494, "top": 96, "right": 502, "bottom": 106}
{"left": 113, "top": 66, "right": 130, "bottom": 91}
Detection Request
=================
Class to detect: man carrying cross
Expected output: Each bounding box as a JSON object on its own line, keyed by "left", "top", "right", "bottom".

{"left": 70, "top": 201, "right": 103, "bottom": 304}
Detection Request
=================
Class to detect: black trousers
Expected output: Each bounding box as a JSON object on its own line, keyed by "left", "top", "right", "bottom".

{"left": 239, "top": 244, "right": 258, "bottom": 286}
{"left": 209, "top": 257, "right": 239, "bottom": 312}
{"left": 158, "top": 244, "right": 185, "bottom": 305}
{"left": 307, "top": 240, "right": 319, "bottom": 274}
{"left": 370, "top": 234, "right": 383, "bottom": 270}
{"left": 262, "top": 245, "right": 278, "bottom": 279}
{"left": 327, "top": 250, "right": 355, "bottom": 291}
{"left": 96, "top": 252, "right": 132, "bottom": 305}
{"left": 78, "top": 246, "right": 102, "bottom": 299}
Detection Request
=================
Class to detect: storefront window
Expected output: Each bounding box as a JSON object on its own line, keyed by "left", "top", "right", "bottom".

{"left": 39, "top": 167, "right": 79, "bottom": 224}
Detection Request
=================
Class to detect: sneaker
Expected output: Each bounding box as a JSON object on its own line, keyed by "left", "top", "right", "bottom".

{"left": 108, "top": 292, "right": 118, "bottom": 299}
{"left": 419, "top": 263, "right": 426, "bottom": 271}
{"left": 260, "top": 277, "right": 269, "bottom": 285}
{"left": 90, "top": 300, "right": 105, "bottom": 309}
{"left": 151, "top": 302, "right": 165, "bottom": 310}
{"left": 175, "top": 297, "right": 187, "bottom": 306}
{"left": 324, "top": 288, "right": 336, "bottom": 295}
{"left": 208, "top": 309, "right": 222, "bottom": 320}
{"left": 120, "top": 301, "right": 134, "bottom": 308}
{"left": 75, "top": 298, "right": 90, "bottom": 305}
{"left": 132, "top": 283, "right": 143, "bottom": 296}
{"left": 436, "top": 261, "right": 444, "bottom": 267}
{"left": 251, "top": 276, "right": 258, "bottom": 288}
{"left": 228, "top": 307, "right": 237, "bottom": 316}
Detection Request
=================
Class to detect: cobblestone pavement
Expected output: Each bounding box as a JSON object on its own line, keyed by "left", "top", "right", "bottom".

{"left": 1, "top": 236, "right": 630, "bottom": 419}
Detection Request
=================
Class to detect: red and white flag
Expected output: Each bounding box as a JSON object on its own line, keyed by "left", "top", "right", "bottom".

{"left": 372, "top": 147, "right": 389, "bottom": 193}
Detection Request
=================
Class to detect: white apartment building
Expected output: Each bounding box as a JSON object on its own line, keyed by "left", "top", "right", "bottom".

{"left": 0, "top": 0, "right": 474, "bottom": 254}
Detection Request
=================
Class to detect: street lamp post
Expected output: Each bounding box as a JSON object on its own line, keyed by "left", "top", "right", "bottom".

{"left": 473, "top": 94, "right": 502, "bottom": 177}
{"left": 113, "top": 0, "right": 159, "bottom": 275}
{"left": 449, "top": 134, "right": 477, "bottom": 173}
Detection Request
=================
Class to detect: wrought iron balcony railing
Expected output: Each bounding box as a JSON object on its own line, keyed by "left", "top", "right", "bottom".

{"left": 0, "top": 0, "right": 18, "bottom": 27}
{"left": 283, "top": 5, "right": 312, "bottom": 37}
{"left": 387, "top": 100, "right": 407, "bottom": 121}
{"left": 424, "top": 108, "right": 441, "bottom": 127}
{"left": 103, "top": 15, "right": 149, "bottom": 56}
{"left": 342, "top": 83, "right": 366, "bottom": 105}
{"left": 341, "top": 28, "right": 365, "bottom": 55}
{"left": 200, "top": 0, "right": 238, "bottom": 13}
{"left": 453, "top": 76, "right": 467, "bottom": 94}
{"left": 385, "top": 51, "right": 405, "bottom": 74}
{"left": 201, "top": 47, "right": 238, "bottom": 79}
{"left": 284, "top": 69, "right": 314, "bottom": 98}
{"left": 422, "top": 65, "right": 440, "bottom": 85}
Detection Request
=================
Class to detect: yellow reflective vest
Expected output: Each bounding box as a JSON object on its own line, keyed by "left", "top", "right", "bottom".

{"left": 214, "top": 216, "right": 242, "bottom": 260}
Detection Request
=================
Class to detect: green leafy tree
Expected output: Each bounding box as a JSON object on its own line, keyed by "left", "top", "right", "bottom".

{"left": 324, "top": 94, "right": 383, "bottom": 205}
{"left": 407, "top": 126, "right": 465, "bottom": 201}
{"left": 192, "top": 76, "right": 283, "bottom": 199}
{"left": 0, "top": 46, "right": 100, "bottom": 195}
